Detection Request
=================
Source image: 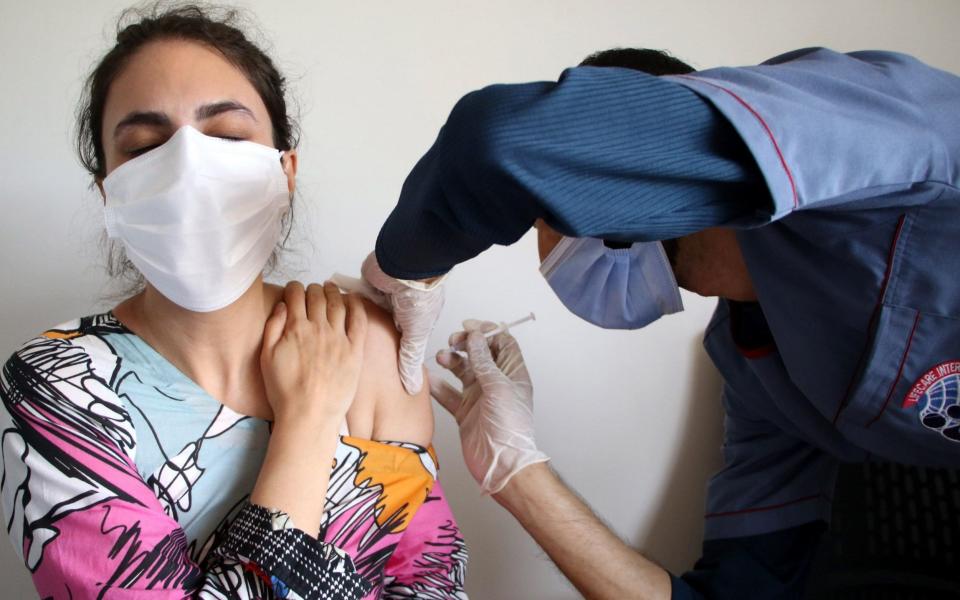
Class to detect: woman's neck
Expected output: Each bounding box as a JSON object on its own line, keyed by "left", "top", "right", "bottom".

{"left": 113, "top": 279, "right": 283, "bottom": 419}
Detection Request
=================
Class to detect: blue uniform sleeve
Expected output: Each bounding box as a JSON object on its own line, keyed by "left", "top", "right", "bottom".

{"left": 666, "top": 49, "right": 960, "bottom": 221}
{"left": 671, "top": 521, "right": 826, "bottom": 600}
{"left": 374, "top": 66, "right": 772, "bottom": 279}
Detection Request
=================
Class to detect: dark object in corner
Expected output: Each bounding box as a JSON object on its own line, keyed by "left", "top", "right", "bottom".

{"left": 806, "top": 461, "right": 960, "bottom": 600}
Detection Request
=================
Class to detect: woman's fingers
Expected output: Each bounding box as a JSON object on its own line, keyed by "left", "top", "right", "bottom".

{"left": 345, "top": 293, "right": 368, "bottom": 347}
{"left": 324, "top": 281, "right": 346, "bottom": 329}
{"left": 283, "top": 281, "right": 307, "bottom": 325}
{"left": 262, "top": 301, "right": 287, "bottom": 350}
{"left": 305, "top": 282, "right": 327, "bottom": 324}
{"left": 261, "top": 284, "right": 369, "bottom": 428}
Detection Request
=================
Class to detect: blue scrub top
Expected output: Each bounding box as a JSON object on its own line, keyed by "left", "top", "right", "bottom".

{"left": 669, "top": 49, "right": 960, "bottom": 540}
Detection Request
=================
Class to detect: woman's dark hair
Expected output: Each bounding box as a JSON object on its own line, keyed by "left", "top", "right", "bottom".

{"left": 77, "top": 2, "right": 299, "bottom": 179}
{"left": 77, "top": 2, "right": 300, "bottom": 291}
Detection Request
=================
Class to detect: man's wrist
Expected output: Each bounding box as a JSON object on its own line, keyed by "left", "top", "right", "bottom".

{"left": 492, "top": 461, "right": 554, "bottom": 514}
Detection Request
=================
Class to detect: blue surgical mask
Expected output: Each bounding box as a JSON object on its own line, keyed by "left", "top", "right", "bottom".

{"left": 540, "top": 237, "right": 684, "bottom": 329}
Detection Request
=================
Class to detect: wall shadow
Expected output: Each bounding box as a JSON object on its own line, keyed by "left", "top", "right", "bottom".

{"left": 636, "top": 337, "right": 725, "bottom": 574}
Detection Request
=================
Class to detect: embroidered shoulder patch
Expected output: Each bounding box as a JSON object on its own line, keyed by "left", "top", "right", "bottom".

{"left": 903, "top": 360, "right": 960, "bottom": 442}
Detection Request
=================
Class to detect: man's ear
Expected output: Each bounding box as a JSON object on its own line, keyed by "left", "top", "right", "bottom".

{"left": 281, "top": 150, "right": 298, "bottom": 194}
{"left": 535, "top": 218, "right": 564, "bottom": 263}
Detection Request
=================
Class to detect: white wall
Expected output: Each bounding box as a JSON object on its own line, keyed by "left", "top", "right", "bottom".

{"left": 2, "top": 1, "right": 959, "bottom": 598}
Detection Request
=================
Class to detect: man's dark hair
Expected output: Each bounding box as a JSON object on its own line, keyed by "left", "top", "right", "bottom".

{"left": 579, "top": 48, "right": 694, "bottom": 75}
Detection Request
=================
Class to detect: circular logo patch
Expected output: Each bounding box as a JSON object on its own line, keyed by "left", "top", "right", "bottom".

{"left": 903, "top": 360, "right": 960, "bottom": 442}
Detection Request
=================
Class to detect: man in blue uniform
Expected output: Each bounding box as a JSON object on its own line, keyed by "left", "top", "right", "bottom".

{"left": 357, "top": 47, "right": 960, "bottom": 598}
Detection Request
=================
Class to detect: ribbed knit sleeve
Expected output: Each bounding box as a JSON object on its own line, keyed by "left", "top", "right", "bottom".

{"left": 374, "top": 65, "right": 771, "bottom": 279}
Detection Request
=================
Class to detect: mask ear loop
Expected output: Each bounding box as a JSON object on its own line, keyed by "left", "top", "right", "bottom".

{"left": 539, "top": 236, "right": 588, "bottom": 278}
{"left": 646, "top": 241, "right": 684, "bottom": 314}
{"left": 278, "top": 149, "right": 295, "bottom": 206}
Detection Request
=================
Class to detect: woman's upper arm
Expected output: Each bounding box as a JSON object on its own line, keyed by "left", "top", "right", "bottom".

{"left": 0, "top": 337, "right": 206, "bottom": 596}
{"left": 348, "top": 299, "right": 433, "bottom": 447}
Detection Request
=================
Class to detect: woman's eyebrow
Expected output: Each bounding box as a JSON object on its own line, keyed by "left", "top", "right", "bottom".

{"left": 113, "top": 111, "right": 171, "bottom": 138}
{"left": 113, "top": 101, "right": 257, "bottom": 138}
{"left": 195, "top": 100, "right": 257, "bottom": 122}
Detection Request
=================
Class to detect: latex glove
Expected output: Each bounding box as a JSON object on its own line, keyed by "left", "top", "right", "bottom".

{"left": 431, "top": 320, "right": 550, "bottom": 495}
{"left": 361, "top": 252, "right": 447, "bottom": 395}
{"left": 328, "top": 273, "right": 390, "bottom": 312}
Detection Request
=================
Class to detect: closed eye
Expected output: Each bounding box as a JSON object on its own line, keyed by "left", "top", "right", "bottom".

{"left": 127, "top": 135, "right": 244, "bottom": 156}
{"left": 127, "top": 144, "right": 161, "bottom": 157}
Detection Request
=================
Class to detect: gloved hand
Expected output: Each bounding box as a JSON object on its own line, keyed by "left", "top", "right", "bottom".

{"left": 431, "top": 320, "right": 550, "bottom": 495}
{"left": 361, "top": 251, "right": 447, "bottom": 395}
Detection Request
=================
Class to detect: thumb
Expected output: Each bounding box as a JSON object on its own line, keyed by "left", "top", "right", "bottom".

{"left": 465, "top": 330, "right": 502, "bottom": 388}
{"left": 329, "top": 272, "right": 390, "bottom": 311}
{"left": 360, "top": 251, "right": 395, "bottom": 294}
{"left": 397, "top": 336, "right": 426, "bottom": 394}
{"left": 436, "top": 348, "right": 477, "bottom": 391}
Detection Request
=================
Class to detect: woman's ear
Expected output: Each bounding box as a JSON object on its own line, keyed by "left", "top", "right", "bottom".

{"left": 281, "top": 150, "right": 298, "bottom": 194}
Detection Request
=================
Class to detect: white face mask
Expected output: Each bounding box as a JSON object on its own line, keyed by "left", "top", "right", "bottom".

{"left": 103, "top": 126, "right": 291, "bottom": 312}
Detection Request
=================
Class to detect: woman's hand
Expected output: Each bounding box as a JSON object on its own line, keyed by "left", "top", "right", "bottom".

{"left": 260, "top": 281, "right": 368, "bottom": 427}
{"left": 252, "top": 283, "right": 367, "bottom": 534}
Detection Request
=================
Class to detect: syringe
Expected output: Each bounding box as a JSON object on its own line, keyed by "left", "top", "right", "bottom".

{"left": 447, "top": 312, "right": 536, "bottom": 353}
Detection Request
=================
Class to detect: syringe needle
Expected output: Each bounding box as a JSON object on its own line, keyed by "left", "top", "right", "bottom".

{"left": 483, "top": 312, "right": 536, "bottom": 338}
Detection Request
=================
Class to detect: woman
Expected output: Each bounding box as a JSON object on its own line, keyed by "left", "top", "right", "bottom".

{"left": 0, "top": 4, "right": 466, "bottom": 599}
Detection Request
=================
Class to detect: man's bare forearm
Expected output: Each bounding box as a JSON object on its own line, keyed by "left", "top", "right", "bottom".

{"left": 493, "top": 462, "right": 672, "bottom": 600}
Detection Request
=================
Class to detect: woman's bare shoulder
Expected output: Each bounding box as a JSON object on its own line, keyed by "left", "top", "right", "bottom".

{"left": 345, "top": 298, "right": 434, "bottom": 447}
